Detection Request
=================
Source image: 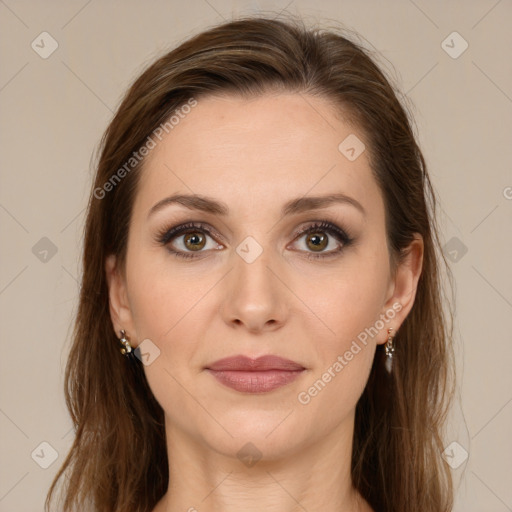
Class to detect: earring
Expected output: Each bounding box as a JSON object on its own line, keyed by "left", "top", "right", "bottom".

{"left": 119, "top": 329, "right": 133, "bottom": 356}
{"left": 384, "top": 327, "right": 395, "bottom": 373}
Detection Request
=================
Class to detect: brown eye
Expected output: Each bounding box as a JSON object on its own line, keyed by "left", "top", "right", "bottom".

{"left": 156, "top": 222, "right": 224, "bottom": 259}
{"left": 183, "top": 231, "right": 207, "bottom": 251}
{"left": 305, "top": 232, "right": 328, "bottom": 252}
{"left": 291, "top": 220, "right": 354, "bottom": 260}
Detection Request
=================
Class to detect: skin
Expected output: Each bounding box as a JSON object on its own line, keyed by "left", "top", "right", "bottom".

{"left": 106, "top": 92, "right": 423, "bottom": 512}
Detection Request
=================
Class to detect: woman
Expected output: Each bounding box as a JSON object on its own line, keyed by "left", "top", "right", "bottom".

{"left": 45, "top": 14, "right": 456, "bottom": 512}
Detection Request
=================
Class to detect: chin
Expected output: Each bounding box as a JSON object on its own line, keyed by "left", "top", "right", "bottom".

{"left": 192, "top": 410, "right": 311, "bottom": 462}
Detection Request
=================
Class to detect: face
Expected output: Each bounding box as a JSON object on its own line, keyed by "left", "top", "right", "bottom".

{"left": 106, "top": 92, "right": 422, "bottom": 460}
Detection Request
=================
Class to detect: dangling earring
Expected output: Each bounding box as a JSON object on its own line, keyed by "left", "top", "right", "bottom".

{"left": 119, "top": 329, "right": 133, "bottom": 356}
{"left": 384, "top": 327, "right": 395, "bottom": 373}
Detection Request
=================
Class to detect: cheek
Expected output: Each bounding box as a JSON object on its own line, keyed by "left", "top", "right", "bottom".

{"left": 292, "top": 296, "right": 380, "bottom": 423}
{"left": 294, "top": 251, "right": 389, "bottom": 348}
{"left": 125, "top": 252, "right": 224, "bottom": 397}
{"left": 127, "top": 249, "right": 211, "bottom": 340}
{"left": 125, "top": 258, "right": 211, "bottom": 425}
{"left": 290, "top": 252, "right": 388, "bottom": 400}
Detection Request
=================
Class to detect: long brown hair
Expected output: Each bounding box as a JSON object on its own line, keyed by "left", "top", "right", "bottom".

{"left": 46, "top": 13, "right": 456, "bottom": 512}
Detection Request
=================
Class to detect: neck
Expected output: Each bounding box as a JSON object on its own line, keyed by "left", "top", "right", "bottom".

{"left": 153, "top": 414, "right": 373, "bottom": 512}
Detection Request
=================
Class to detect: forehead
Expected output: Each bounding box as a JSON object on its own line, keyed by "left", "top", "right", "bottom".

{"left": 133, "top": 92, "right": 383, "bottom": 221}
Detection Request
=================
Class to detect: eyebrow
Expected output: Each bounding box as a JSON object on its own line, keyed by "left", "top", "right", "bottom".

{"left": 147, "top": 192, "right": 366, "bottom": 219}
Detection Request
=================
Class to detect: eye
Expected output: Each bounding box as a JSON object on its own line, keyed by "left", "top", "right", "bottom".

{"left": 156, "top": 222, "right": 223, "bottom": 259}
{"left": 290, "top": 220, "right": 354, "bottom": 260}
{"left": 156, "top": 220, "right": 354, "bottom": 260}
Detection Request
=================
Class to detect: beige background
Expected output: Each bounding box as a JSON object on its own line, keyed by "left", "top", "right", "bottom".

{"left": 0, "top": 0, "right": 511, "bottom": 510}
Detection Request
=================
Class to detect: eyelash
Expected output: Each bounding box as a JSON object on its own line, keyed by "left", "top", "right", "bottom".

{"left": 156, "top": 220, "right": 354, "bottom": 260}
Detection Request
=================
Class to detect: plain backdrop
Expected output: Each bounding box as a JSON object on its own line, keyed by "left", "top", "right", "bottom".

{"left": 0, "top": 1, "right": 511, "bottom": 511}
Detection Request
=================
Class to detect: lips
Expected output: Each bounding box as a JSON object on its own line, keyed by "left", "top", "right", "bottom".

{"left": 205, "top": 355, "right": 306, "bottom": 393}
{"left": 206, "top": 354, "right": 305, "bottom": 372}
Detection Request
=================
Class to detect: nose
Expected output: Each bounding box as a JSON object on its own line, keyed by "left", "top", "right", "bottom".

{"left": 221, "top": 243, "right": 288, "bottom": 334}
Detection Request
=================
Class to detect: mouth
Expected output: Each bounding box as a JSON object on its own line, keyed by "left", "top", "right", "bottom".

{"left": 205, "top": 354, "right": 306, "bottom": 393}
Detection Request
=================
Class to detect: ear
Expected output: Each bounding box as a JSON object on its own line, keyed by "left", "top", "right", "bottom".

{"left": 378, "top": 234, "right": 424, "bottom": 344}
{"left": 105, "top": 254, "right": 138, "bottom": 347}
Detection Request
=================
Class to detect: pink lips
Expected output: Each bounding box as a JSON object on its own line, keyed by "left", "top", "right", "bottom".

{"left": 205, "top": 355, "right": 306, "bottom": 393}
